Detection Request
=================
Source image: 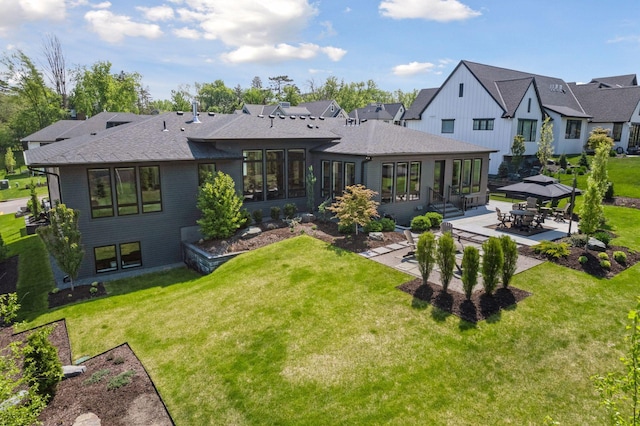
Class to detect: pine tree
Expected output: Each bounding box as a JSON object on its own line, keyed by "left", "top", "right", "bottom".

{"left": 196, "top": 171, "right": 244, "bottom": 239}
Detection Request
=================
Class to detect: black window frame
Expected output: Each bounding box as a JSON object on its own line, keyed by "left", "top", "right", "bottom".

{"left": 472, "top": 119, "right": 494, "bottom": 131}
{"left": 140, "top": 166, "right": 163, "bottom": 213}
{"left": 120, "top": 241, "right": 142, "bottom": 269}
{"left": 88, "top": 168, "right": 114, "bottom": 219}
{"left": 565, "top": 120, "right": 582, "bottom": 139}
{"left": 94, "top": 244, "right": 117, "bottom": 273}
{"left": 441, "top": 119, "right": 455, "bottom": 134}
{"left": 517, "top": 119, "right": 537, "bottom": 142}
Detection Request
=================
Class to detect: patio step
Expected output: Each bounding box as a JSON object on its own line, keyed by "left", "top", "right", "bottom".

{"left": 428, "top": 202, "right": 464, "bottom": 218}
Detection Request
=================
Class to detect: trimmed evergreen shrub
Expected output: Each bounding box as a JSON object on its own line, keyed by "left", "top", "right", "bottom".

{"left": 500, "top": 235, "right": 518, "bottom": 288}
{"left": 461, "top": 246, "right": 480, "bottom": 300}
{"left": 558, "top": 153, "right": 567, "bottom": 169}
{"left": 410, "top": 215, "right": 431, "bottom": 233}
{"left": 600, "top": 260, "right": 611, "bottom": 270}
{"left": 283, "top": 203, "right": 297, "bottom": 219}
{"left": 270, "top": 206, "right": 281, "bottom": 221}
{"left": 604, "top": 181, "right": 614, "bottom": 201}
{"left": 579, "top": 255, "right": 588, "bottom": 264}
{"left": 613, "top": 251, "right": 627, "bottom": 264}
{"left": 252, "top": 209, "right": 263, "bottom": 224}
{"left": 23, "top": 325, "right": 63, "bottom": 400}
{"left": 593, "top": 231, "right": 612, "bottom": 247}
{"left": 482, "top": 236, "right": 504, "bottom": 295}
{"left": 436, "top": 232, "right": 456, "bottom": 293}
{"left": 363, "top": 220, "right": 383, "bottom": 233}
{"left": 338, "top": 222, "right": 355, "bottom": 234}
{"left": 531, "top": 240, "right": 570, "bottom": 259}
{"left": 379, "top": 217, "right": 396, "bottom": 232}
{"left": 239, "top": 208, "right": 251, "bottom": 229}
{"left": 416, "top": 232, "right": 437, "bottom": 285}
{"left": 598, "top": 252, "right": 609, "bottom": 261}
{"left": 424, "top": 212, "right": 443, "bottom": 228}
{"left": 579, "top": 151, "right": 589, "bottom": 168}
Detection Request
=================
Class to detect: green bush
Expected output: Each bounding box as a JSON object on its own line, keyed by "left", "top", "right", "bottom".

{"left": 593, "top": 231, "right": 612, "bottom": 247}
{"left": 196, "top": 172, "right": 244, "bottom": 239}
{"left": 500, "top": 235, "right": 518, "bottom": 288}
{"left": 577, "top": 166, "right": 586, "bottom": 175}
{"left": 436, "top": 232, "right": 457, "bottom": 293}
{"left": 532, "top": 240, "right": 570, "bottom": 259}
{"left": 600, "top": 260, "right": 611, "bottom": 270}
{"left": 579, "top": 255, "right": 588, "bottom": 264}
{"left": 424, "top": 212, "right": 443, "bottom": 228}
{"left": 604, "top": 181, "right": 614, "bottom": 201}
{"left": 0, "top": 292, "right": 19, "bottom": 325}
{"left": 568, "top": 234, "right": 588, "bottom": 248}
{"left": 498, "top": 161, "right": 509, "bottom": 178}
{"left": 609, "top": 149, "right": 617, "bottom": 157}
{"left": 613, "top": 251, "right": 627, "bottom": 264}
{"left": 252, "top": 209, "right": 263, "bottom": 224}
{"left": 107, "top": 370, "right": 136, "bottom": 391}
{"left": 363, "top": 220, "right": 383, "bottom": 233}
{"left": 461, "top": 246, "right": 480, "bottom": 300}
{"left": 410, "top": 215, "right": 431, "bottom": 233}
{"left": 482, "top": 237, "right": 504, "bottom": 295}
{"left": 22, "top": 325, "right": 63, "bottom": 400}
{"left": 270, "top": 206, "right": 281, "bottom": 221}
{"left": 416, "top": 232, "right": 437, "bottom": 285}
{"left": 579, "top": 151, "right": 589, "bottom": 168}
{"left": 379, "top": 217, "right": 396, "bottom": 232}
{"left": 558, "top": 153, "right": 567, "bottom": 169}
{"left": 338, "top": 222, "right": 355, "bottom": 234}
{"left": 598, "top": 252, "right": 609, "bottom": 261}
{"left": 283, "top": 203, "right": 297, "bottom": 219}
{"left": 84, "top": 369, "right": 111, "bottom": 385}
{"left": 239, "top": 208, "right": 251, "bottom": 229}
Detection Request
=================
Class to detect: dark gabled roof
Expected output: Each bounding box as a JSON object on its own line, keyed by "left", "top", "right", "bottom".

{"left": 569, "top": 82, "right": 640, "bottom": 123}
{"left": 314, "top": 119, "right": 496, "bottom": 156}
{"left": 495, "top": 77, "right": 535, "bottom": 117}
{"left": 403, "top": 88, "right": 438, "bottom": 120}
{"left": 462, "top": 60, "right": 589, "bottom": 118}
{"left": 21, "top": 111, "right": 150, "bottom": 143}
{"left": 349, "top": 103, "right": 405, "bottom": 121}
{"left": 297, "top": 100, "right": 345, "bottom": 118}
{"left": 589, "top": 74, "right": 637, "bottom": 88}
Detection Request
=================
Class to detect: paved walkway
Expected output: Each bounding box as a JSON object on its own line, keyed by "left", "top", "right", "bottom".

{"left": 359, "top": 199, "right": 568, "bottom": 293}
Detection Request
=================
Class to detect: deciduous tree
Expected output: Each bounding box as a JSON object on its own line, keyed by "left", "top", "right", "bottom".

{"left": 327, "top": 184, "right": 379, "bottom": 235}
{"left": 537, "top": 116, "right": 554, "bottom": 173}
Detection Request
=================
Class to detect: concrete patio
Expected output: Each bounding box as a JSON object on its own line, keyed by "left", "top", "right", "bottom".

{"left": 361, "top": 199, "right": 574, "bottom": 293}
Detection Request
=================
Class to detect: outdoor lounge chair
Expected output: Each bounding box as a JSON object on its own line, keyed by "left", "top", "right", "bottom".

{"left": 403, "top": 230, "right": 417, "bottom": 256}
{"left": 496, "top": 208, "right": 511, "bottom": 228}
{"left": 554, "top": 203, "right": 571, "bottom": 222}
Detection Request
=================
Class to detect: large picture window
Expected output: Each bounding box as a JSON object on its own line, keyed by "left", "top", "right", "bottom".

{"left": 461, "top": 159, "right": 472, "bottom": 194}
{"left": 381, "top": 163, "right": 394, "bottom": 203}
{"left": 409, "top": 162, "right": 421, "bottom": 201}
{"left": 451, "top": 158, "right": 483, "bottom": 194}
{"left": 321, "top": 160, "right": 331, "bottom": 199}
{"left": 120, "top": 241, "right": 142, "bottom": 269}
{"left": 381, "top": 161, "right": 421, "bottom": 203}
{"left": 266, "top": 150, "right": 285, "bottom": 200}
{"left": 115, "top": 167, "right": 138, "bottom": 215}
{"left": 517, "top": 119, "right": 537, "bottom": 141}
{"left": 140, "top": 166, "right": 162, "bottom": 213}
{"left": 88, "top": 168, "right": 114, "bottom": 218}
{"left": 320, "top": 160, "right": 354, "bottom": 199}
{"left": 287, "top": 149, "right": 306, "bottom": 198}
{"left": 565, "top": 120, "right": 582, "bottom": 139}
{"left": 345, "top": 162, "right": 356, "bottom": 187}
{"left": 95, "top": 245, "right": 117, "bottom": 273}
{"left": 332, "top": 161, "right": 343, "bottom": 199}
{"left": 613, "top": 123, "right": 623, "bottom": 142}
{"left": 395, "top": 162, "right": 408, "bottom": 201}
{"left": 243, "top": 150, "right": 264, "bottom": 202}
{"left": 472, "top": 159, "right": 482, "bottom": 193}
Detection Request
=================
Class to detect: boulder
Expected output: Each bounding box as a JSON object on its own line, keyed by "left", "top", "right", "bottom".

{"left": 300, "top": 213, "right": 315, "bottom": 223}
{"left": 63, "top": 365, "right": 87, "bottom": 378}
{"left": 73, "top": 412, "right": 101, "bottom": 426}
{"left": 587, "top": 237, "right": 607, "bottom": 252}
{"left": 369, "top": 232, "right": 384, "bottom": 241}
{"left": 240, "top": 226, "right": 262, "bottom": 239}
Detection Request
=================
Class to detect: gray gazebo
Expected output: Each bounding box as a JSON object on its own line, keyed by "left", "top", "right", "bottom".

{"left": 497, "top": 175, "right": 581, "bottom": 203}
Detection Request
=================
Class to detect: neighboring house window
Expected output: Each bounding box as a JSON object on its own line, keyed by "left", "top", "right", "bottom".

{"left": 381, "top": 161, "right": 421, "bottom": 203}
{"left": 198, "top": 163, "right": 216, "bottom": 185}
{"left": 120, "top": 241, "right": 142, "bottom": 269}
{"left": 243, "top": 150, "right": 264, "bottom": 202}
{"left": 287, "top": 149, "right": 306, "bottom": 198}
{"left": 629, "top": 124, "right": 640, "bottom": 150}
{"left": 473, "top": 119, "right": 494, "bottom": 130}
{"left": 517, "top": 119, "right": 537, "bottom": 141}
{"left": 95, "top": 245, "right": 117, "bottom": 273}
{"left": 266, "top": 150, "right": 285, "bottom": 200}
{"left": 140, "top": 166, "right": 162, "bottom": 213}
{"left": 441, "top": 119, "right": 455, "bottom": 134}
{"left": 114, "top": 167, "right": 139, "bottom": 215}
{"left": 459, "top": 83, "right": 464, "bottom": 97}
{"left": 613, "top": 123, "right": 623, "bottom": 142}
{"left": 565, "top": 120, "right": 582, "bottom": 139}
{"left": 88, "top": 168, "right": 114, "bottom": 218}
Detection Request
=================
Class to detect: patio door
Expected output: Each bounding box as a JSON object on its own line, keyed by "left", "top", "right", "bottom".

{"left": 433, "top": 160, "right": 445, "bottom": 196}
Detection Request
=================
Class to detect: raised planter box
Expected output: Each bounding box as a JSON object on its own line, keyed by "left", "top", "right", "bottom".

{"left": 181, "top": 242, "right": 246, "bottom": 275}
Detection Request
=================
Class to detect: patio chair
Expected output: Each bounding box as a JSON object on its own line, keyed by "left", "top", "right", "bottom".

{"left": 496, "top": 208, "right": 511, "bottom": 228}
{"left": 520, "top": 214, "right": 534, "bottom": 232}
{"left": 554, "top": 203, "right": 572, "bottom": 222}
{"left": 533, "top": 211, "right": 547, "bottom": 229}
{"left": 526, "top": 197, "right": 538, "bottom": 212}
{"left": 403, "top": 229, "right": 417, "bottom": 256}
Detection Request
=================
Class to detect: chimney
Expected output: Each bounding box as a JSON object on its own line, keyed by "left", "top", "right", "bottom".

{"left": 192, "top": 100, "right": 201, "bottom": 123}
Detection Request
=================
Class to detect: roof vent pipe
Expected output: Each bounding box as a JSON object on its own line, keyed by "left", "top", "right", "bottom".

{"left": 163, "top": 121, "right": 168, "bottom": 132}
{"left": 192, "top": 100, "right": 201, "bottom": 123}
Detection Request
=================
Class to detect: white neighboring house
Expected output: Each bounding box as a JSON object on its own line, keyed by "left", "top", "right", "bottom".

{"left": 404, "top": 60, "right": 640, "bottom": 174}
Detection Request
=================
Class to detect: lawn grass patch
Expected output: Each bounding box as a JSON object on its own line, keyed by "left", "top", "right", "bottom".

{"left": 20, "top": 234, "right": 640, "bottom": 424}
{"left": 0, "top": 169, "right": 48, "bottom": 202}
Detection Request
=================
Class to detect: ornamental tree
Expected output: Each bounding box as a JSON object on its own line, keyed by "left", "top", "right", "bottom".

{"left": 482, "top": 236, "right": 504, "bottom": 295}
{"left": 537, "top": 116, "right": 554, "bottom": 173}
{"left": 511, "top": 134, "right": 525, "bottom": 173}
{"left": 436, "top": 232, "right": 457, "bottom": 293}
{"left": 37, "top": 203, "right": 84, "bottom": 291}
{"left": 327, "top": 184, "right": 379, "bottom": 235}
{"left": 461, "top": 246, "right": 480, "bottom": 300}
{"left": 500, "top": 235, "right": 519, "bottom": 288}
{"left": 588, "top": 127, "right": 614, "bottom": 200}
{"left": 197, "top": 171, "right": 244, "bottom": 239}
{"left": 416, "top": 232, "right": 436, "bottom": 286}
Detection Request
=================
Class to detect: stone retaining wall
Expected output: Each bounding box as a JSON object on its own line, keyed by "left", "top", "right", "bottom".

{"left": 182, "top": 242, "right": 246, "bottom": 275}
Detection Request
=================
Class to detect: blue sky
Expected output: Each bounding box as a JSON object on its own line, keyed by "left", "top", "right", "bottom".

{"left": 2, "top": 0, "right": 640, "bottom": 102}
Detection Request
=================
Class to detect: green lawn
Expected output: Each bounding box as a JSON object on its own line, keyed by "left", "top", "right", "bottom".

{"left": 11, "top": 231, "right": 639, "bottom": 424}
{"left": 0, "top": 168, "right": 49, "bottom": 201}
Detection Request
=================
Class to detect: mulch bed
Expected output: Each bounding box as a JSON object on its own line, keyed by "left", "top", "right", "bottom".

{"left": 398, "top": 278, "right": 532, "bottom": 323}
{"left": 48, "top": 282, "right": 108, "bottom": 309}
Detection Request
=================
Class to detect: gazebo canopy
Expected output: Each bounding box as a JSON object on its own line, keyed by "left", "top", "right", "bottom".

{"left": 497, "top": 175, "right": 581, "bottom": 202}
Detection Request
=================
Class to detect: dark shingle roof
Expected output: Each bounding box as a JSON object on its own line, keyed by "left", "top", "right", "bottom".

{"left": 569, "top": 82, "right": 640, "bottom": 123}
{"left": 403, "top": 88, "right": 438, "bottom": 120}
{"left": 589, "top": 74, "right": 637, "bottom": 88}
{"left": 349, "top": 103, "right": 404, "bottom": 121}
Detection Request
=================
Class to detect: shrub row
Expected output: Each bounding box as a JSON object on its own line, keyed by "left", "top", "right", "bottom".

{"left": 410, "top": 212, "right": 443, "bottom": 232}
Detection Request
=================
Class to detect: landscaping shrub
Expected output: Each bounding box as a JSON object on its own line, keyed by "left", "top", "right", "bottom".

{"left": 196, "top": 171, "right": 244, "bottom": 239}
{"left": 410, "top": 215, "right": 431, "bottom": 233}
{"left": 338, "top": 222, "right": 355, "bottom": 234}
{"left": 577, "top": 166, "right": 586, "bottom": 175}
{"left": 604, "top": 181, "right": 614, "bottom": 201}
{"left": 316, "top": 198, "right": 331, "bottom": 223}
{"left": 579, "top": 255, "right": 588, "bottom": 264}
{"left": 593, "top": 231, "right": 612, "bottom": 247}
{"left": 498, "top": 161, "right": 509, "bottom": 178}
{"left": 613, "top": 251, "right": 627, "bottom": 264}
{"left": 500, "top": 235, "right": 518, "bottom": 288}
{"left": 363, "top": 220, "right": 383, "bottom": 233}
{"left": 283, "top": 203, "right": 297, "bottom": 219}
{"left": 579, "top": 151, "right": 589, "bottom": 168}
{"left": 609, "top": 149, "right": 617, "bottom": 157}
{"left": 379, "top": 217, "right": 396, "bottom": 232}
{"left": 532, "top": 240, "right": 570, "bottom": 259}
{"left": 416, "top": 232, "right": 436, "bottom": 285}
{"left": 600, "top": 260, "right": 611, "bottom": 270}
{"left": 107, "top": 370, "right": 136, "bottom": 391}
{"left": 270, "top": 206, "right": 281, "bottom": 221}
{"left": 482, "top": 237, "right": 504, "bottom": 295}
{"left": 424, "top": 212, "right": 443, "bottom": 229}
{"left": 568, "top": 234, "right": 588, "bottom": 248}
{"left": 22, "top": 325, "right": 63, "bottom": 400}
{"left": 239, "top": 208, "right": 251, "bottom": 229}
{"left": 598, "top": 252, "right": 609, "bottom": 261}
{"left": 461, "top": 246, "right": 480, "bottom": 300}
{"left": 0, "top": 292, "right": 19, "bottom": 325}
{"left": 436, "top": 232, "right": 456, "bottom": 293}
{"left": 558, "top": 153, "right": 568, "bottom": 169}
{"left": 252, "top": 209, "right": 263, "bottom": 224}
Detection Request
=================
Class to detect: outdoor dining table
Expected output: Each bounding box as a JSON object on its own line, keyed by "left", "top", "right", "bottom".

{"left": 510, "top": 209, "right": 535, "bottom": 229}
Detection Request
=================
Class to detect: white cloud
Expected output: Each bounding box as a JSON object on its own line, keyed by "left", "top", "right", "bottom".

{"left": 84, "top": 10, "right": 163, "bottom": 43}
{"left": 319, "top": 21, "right": 336, "bottom": 38}
{"left": 173, "top": 27, "right": 200, "bottom": 39}
{"left": 607, "top": 35, "right": 640, "bottom": 44}
{"left": 137, "top": 5, "right": 175, "bottom": 22}
{"left": 0, "top": 0, "right": 66, "bottom": 36}
{"left": 392, "top": 61, "right": 436, "bottom": 76}
{"left": 221, "top": 43, "right": 344, "bottom": 64}
{"left": 93, "top": 1, "right": 111, "bottom": 8}
{"left": 379, "top": 0, "right": 481, "bottom": 22}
